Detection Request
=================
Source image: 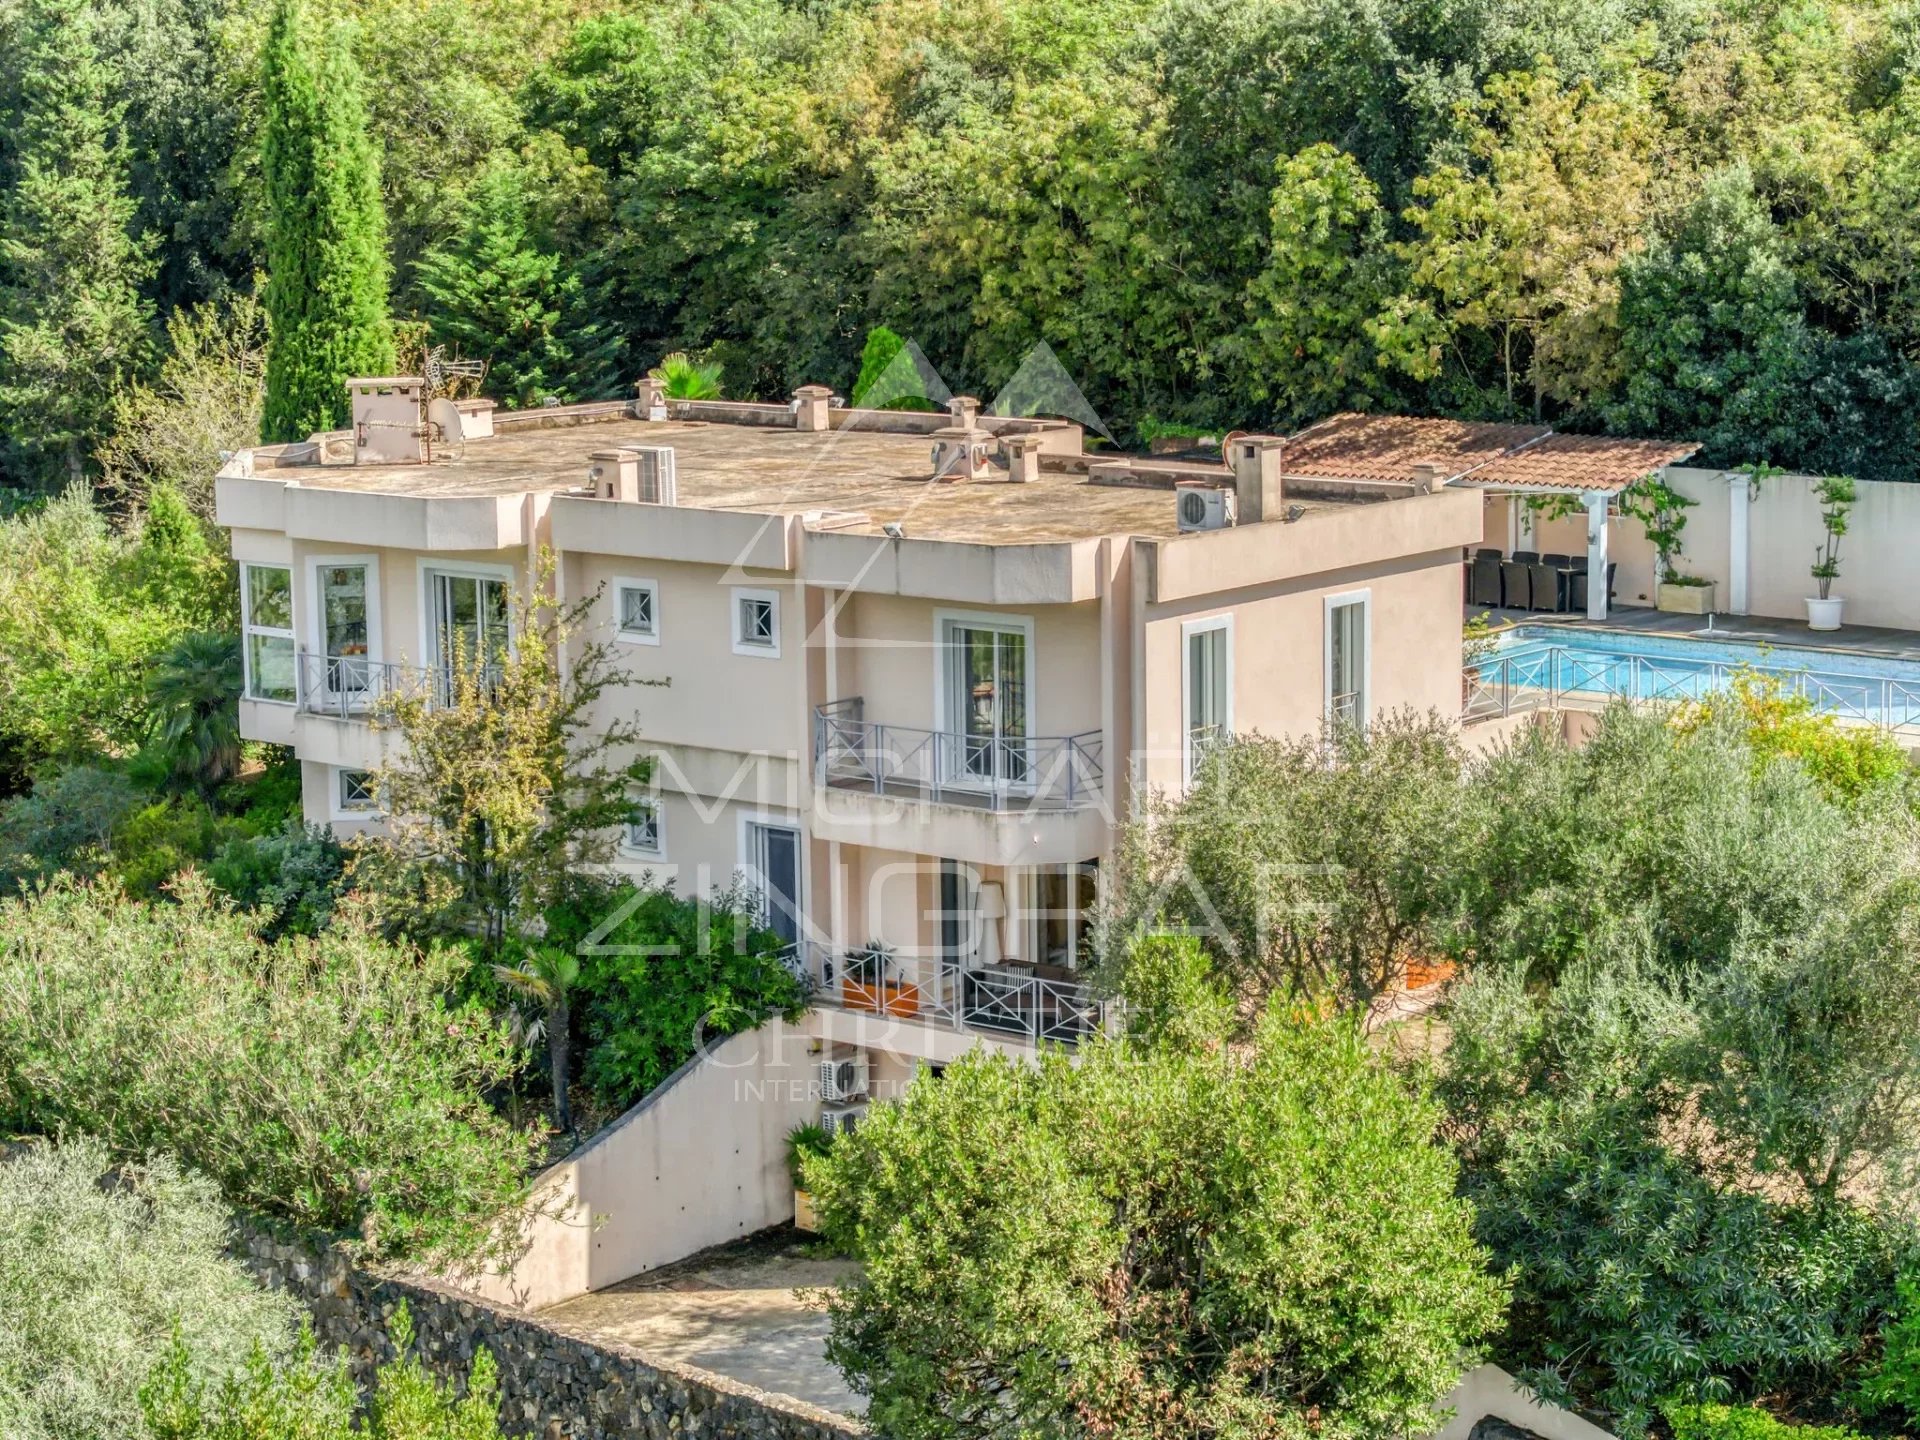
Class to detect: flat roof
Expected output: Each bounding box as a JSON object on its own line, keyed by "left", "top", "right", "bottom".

{"left": 251, "top": 414, "right": 1379, "bottom": 545}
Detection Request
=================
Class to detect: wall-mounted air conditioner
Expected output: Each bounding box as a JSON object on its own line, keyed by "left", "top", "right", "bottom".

{"left": 821, "top": 1102, "right": 868, "bottom": 1139}
{"left": 819, "top": 1054, "right": 869, "bottom": 1103}
{"left": 632, "top": 446, "right": 677, "bottom": 504}
{"left": 1176, "top": 482, "right": 1235, "bottom": 532}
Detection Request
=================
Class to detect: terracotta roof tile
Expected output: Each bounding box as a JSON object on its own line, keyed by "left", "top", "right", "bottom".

{"left": 1462, "top": 433, "right": 1701, "bottom": 492}
{"left": 1280, "top": 413, "right": 1550, "bottom": 482}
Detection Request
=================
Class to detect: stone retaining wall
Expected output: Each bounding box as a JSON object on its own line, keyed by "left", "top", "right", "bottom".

{"left": 235, "top": 1226, "right": 862, "bottom": 1440}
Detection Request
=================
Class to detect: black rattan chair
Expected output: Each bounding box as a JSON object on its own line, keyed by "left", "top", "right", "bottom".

{"left": 1500, "top": 560, "right": 1533, "bottom": 611}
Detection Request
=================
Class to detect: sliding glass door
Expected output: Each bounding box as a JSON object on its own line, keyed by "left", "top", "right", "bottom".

{"left": 427, "top": 570, "right": 509, "bottom": 698}
{"left": 318, "top": 563, "right": 373, "bottom": 702}
{"left": 942, "top": 619, "right": 1030, "bottom": 786}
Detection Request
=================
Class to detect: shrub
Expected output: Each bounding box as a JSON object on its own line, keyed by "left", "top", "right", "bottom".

{"left": 0, "top": 878, "right": 543, "bottom": 1263}
{"left": 206, "top": 820, "right": 347, "bottom": 939}
{"left": 0, "top": 1137, "right": 301, "bottom": 1440}
{"left": 0, "top": 764, "right": 143, "bottom": 888}
{"left": 1860, "top": 1267, "right": 1920, "bottom": 1425}
{"left": 1660, "top": 1398, "right": 1868, "bottom": 1440}
{"left": 807, "top": 1010, "right": 1506, "bottom": 1440}
{"left": 1672, "top": 671, "right": 1909, "bottom": 806}
{"left": 561, "top": 879, "right": 807, "bottom": 1112}
{"left": 143, "top": 1303, "right": 507, "bottom": 1440}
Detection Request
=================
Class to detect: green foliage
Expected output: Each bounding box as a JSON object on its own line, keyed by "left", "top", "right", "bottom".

{"left": 1673, "top": 671, "right": 1910, "bottom": 806}
{"left": 1114, "top": 932, "right": 1235, "bottom": 1054}
{"left": 808, "top": 1010, "right": 1506, "bottom": 1440}
{"left": 785, "top": 1121, "right": 832, "bottom": 1188}
{"left": 147, "top": 632, "right": 244, "bottom": 797}
{"left": 647, "top": 350, "right": 723, "bottom": 401}
{"left": 1620, "top": 473, "right": 1699, "bottom": 582}
{"left": 493, "top": 942, "right": 582, "bottom": 1131}
{"left": 1860, "top": 1268, "right": 1920, "bottom": 1425}
{"left": 205, "top": 820, "right": 347, "bottom": 939}
{"left": 1811, "top": 474, "right": 1858, "bottom": 594}
{"left": 0, "top": 486, "right": 230, "bottom": 778}
{"left": 0, "top": 765, "right": 143, "bottom": 888}
{"left": 0, "top": 1137, "right": 303, "bottom": 1440}
{"left": 142, "top": 1303, "right": 508, "bottom": 1439}
{"left": 259, "top": 0, "right": 394, "bottom": 442}
{"left": 0, "top": 0, "right": 152, "bottom": 490}
{"left": 415, "top": 161, "right": 613, "bottom": 409}
{"left": 1660, "top": 1398, "right": 1868, "bottom": 1440}
{"left": 561, "top": 878, "right": 807, "bottom": 1112}
{"left": 0, "top": 879, "right": 543, "bottom": 1263}
{"left": 1111, "top": 710, "right": 1466, "bottom": 1014}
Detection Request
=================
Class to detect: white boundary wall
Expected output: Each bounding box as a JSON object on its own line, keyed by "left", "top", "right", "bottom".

{"left": 1429, "top": 1364, "right": 1619, "bottom": 1440}
{"left": 1501, "top": 466, "right": 1920, "bottom": 631}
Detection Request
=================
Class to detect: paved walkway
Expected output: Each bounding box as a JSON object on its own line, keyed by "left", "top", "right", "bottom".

{"left": 542, "top": 1234, "right": 865, "bottom": 1418}
{"left": 1471, "top": 602, "right": 1920, "bottom": 661}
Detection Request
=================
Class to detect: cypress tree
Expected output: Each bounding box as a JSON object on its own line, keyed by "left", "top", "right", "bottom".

{"left": 0, "top": 0, "right": 153, "bottom": 488}
{"left": 259, "top": 0, "right": 394, "bottom": 443}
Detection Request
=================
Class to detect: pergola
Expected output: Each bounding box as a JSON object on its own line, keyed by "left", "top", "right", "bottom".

{"left": 1276, "top": 415, "right": 1701, "bottom": 621}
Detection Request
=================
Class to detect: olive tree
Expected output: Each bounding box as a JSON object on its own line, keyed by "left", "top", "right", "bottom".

{"left": 807, "top": 1008, "right": 1507, "bottom": 1440}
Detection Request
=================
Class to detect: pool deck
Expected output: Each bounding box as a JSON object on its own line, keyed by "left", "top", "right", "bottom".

{"left": 1469, "top": 603, "right": 1920, "bottom": 663}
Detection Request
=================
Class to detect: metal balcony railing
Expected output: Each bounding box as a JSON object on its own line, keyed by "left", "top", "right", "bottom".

{"left": 1464, "top": 644, "right": 1920, "bottom": 734}
{"left": 295, "top": 651, "right": 500, "bottom": 719}
{"left": 813, "top": 698, "right": 1104, "bottom": 811}
{"left": 787, "top": 942, "right": 1106, "bottom": 1046}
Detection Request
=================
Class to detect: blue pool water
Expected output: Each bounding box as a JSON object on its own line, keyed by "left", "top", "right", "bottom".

{"left": 1483, "top": 625, "right": 1920, "bottom": 726}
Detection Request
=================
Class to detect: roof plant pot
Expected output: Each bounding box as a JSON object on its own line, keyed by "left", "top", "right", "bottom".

{"left": 1656, "top": 577, "right": 1715, "bottom": 615}
{"left": 1806, "top": 474, "right": 1857, "bottom": 632}
{"left": 787, "top": 1122, "right": 832, "bottom": 1234}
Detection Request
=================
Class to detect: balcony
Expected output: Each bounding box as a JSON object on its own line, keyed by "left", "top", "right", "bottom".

{"left": 294, "top": 652, "right": 497, "bottom": 720}
{"left": 791, "top": 944, "right": 1107, "bottom": 1047}
{"left": 813, "top": 698, "right": 1104, "bottom": 813}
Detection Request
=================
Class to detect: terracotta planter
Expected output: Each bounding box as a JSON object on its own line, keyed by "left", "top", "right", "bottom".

{"left": 1807, "top": 596, "right": 1846, "bottom": 631}
{"left": 843, "top": 978, "right": 922, "bottom": 1018}
{"left": 1656, "top": 583, "right": 1715, "bottom": 615}
{"left": 793, "top": 1188, "right": 818, "bottom": 1233}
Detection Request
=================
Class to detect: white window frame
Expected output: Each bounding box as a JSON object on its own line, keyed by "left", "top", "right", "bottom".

{"left": 613, "top": 576, "right": 660, "bottom": 646}
{"left": 240, "top": 563, "right": 296, "bottom": 705}
{"left": 1180, "top": 613, "right": 1233, "bottom": 784}
{"left": 622, "top": 794, "right": 665, "bottom": 858}
{"left": 307, "top": 554, "right": 383, "bottom": 671}
{"left": 736, "top": 808, "right": 805, "bottom": 941}
{"left": 415, "top": 558, "right": 514, "bottom": 677}
{"left": 333, "top": 766, "right": 377, "bottom": 819}
{"left": 731, "top": 586, "right": 782, "bottom": 658}
{"left": 1324, "top": 589, "right": 1372, "bottom": 733}
{"left": 930, "top": 608, "right": 1039, "bottom": 792}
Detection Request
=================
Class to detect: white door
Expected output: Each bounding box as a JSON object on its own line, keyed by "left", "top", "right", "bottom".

{"left": 428, "top": 571, "right": 509, "bottom": 698}
{"left": 745, "top": 822, "right": 802, "bottom": 947}
{"left": 942, "top": 620, "right": 1030, "bottom": 786}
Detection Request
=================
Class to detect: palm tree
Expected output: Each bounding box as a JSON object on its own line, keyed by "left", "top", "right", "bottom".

{"left": 648, "top": 351, "right": 723, "bottom": 401}
{"left": 149, "top": 631, "right": 243, "bottom": 796}
{"left": 495, "top": 943, "right": 581, "bottom": 1132}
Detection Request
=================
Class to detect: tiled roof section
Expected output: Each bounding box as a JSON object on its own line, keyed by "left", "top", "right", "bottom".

{"left": 1462, "top": 433, "right": 1701, "bottom": 493}
{"left": 1281, "top": 413, "right": 1550, "bottom": 481}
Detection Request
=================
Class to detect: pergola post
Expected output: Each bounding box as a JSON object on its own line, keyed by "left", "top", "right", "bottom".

{"left": 1584, "top": 490, "right": 1610, "bottom": 620}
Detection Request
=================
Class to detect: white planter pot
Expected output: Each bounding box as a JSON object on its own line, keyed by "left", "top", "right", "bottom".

{"left": 1806, "top": 596, "right": 1845, "bottom": 631}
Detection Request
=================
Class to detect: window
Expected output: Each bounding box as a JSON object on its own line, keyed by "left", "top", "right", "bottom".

{"left": 937, "top": 612, "right": 1033, "bottom": 786}
{"left": 615, "top": 579, "right": 659, "bottom": 644}
{"left": 1026, "top": 862, "right": 1098, "bottom": 970}
{"left": 241, "top": 564, "right": 295, "bottom": 702}
{"left": 1326, "top": 592, "right": 1370, "bottom": 731}
{"left": 1182, "top": 616, "right": 1232, "bottom": 782}
{"left": 337, "top": 768, "right": 376, "bottom": 813}
{"left": 732, "top": 587, "right": 780, "bottom": 657}
{"left": 624, "top": 797, "right": 663, "bottom": 857}
{"left": 742, "top": 818, "right": 801, "bottom": 944}
{"left": 312, "top": 559, "right": 378, "bottom": 701}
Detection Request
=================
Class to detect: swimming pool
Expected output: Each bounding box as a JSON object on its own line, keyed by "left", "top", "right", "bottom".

{"left": 1473, "top": 624, "right": 1920, "bottom": 730}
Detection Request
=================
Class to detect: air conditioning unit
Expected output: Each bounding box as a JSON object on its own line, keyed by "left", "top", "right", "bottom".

{"left": 819, "top": 1054, "right": 869, "bottom": 1103}
{"left": 632, "top": 446, "right": 677, "bottom": 504}
{"left": 821, "top": 1102, "right": 868, "bottom": 1139}
{"left": 1176, "top": 482, "right": 1235, "bottom": 532}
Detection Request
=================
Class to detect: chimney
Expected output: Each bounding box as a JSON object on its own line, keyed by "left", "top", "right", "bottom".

{"left": 931, "top": 427, "right": 992, "bottom": 482}
{"left": 793, "top": 384, "right": 834, "bottom": 432}
{"left": 1229, "top": 434, "right": 1285, "bottom": 523}
{"left": 634, "top": 376, "right": 667, "bottom": 421}
{"left": 589, "top": 450, "right": 639, "bottom": 502}
{"left": 349, "top": 377, "right": 426, "bottom": 466}
{"left": 948, "top": 395, "right": 981, "bottom": 429}
{"left": 1000, "top": 433, "right": 1045, "bottom": 483}
{"left": 1410, "top": 459, "right": 1450, "bottom": 491}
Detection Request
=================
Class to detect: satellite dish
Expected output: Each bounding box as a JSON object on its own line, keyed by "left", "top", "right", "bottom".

{"left": 426, "top": 397, "right": 465, "bottom": 462}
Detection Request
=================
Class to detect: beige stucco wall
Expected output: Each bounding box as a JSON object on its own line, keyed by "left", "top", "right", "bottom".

{"left": 1137, "top": 550, "right": 1467, "bottom": 796}
{"left": 465, "top": 1023, "right": 819, "bottom": 1312}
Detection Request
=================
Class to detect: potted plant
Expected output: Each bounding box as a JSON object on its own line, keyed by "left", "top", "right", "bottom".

{"left": 840, "top": 940, "right": 920, "bottom": 1018}
{"left": 786, "top": 1122, "right": 833, "bottom": 1233}
{"left": 1807, "top": 474, "right": 1857, "bottom": 631}
{"left": 1622, "top": 475, "right": 1710, "bottom": 613}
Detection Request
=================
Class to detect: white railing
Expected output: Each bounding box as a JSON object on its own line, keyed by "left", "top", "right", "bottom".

{"left": 295, "top": 651, "right": 500, "bottom": 719}
{"left": 789, "top": 942, "right": 1105, "bottom": 1045}
{"left": 1464, "top": 644, "right": 1920, "bottom": 734}
{"left": 813, "top": 698, "right": 1104, "bottom": 812}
